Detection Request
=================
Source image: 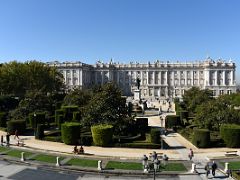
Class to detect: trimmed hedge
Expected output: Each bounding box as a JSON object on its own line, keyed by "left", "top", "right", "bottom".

{"left": 61, "top": 106, "right": 79, "bottom": 121}
{"left": 0, "top": 112, "right": 7, "bottom": 127}
{"left": 136, "top": 118, "right": 148, "bottom": 134}
{"left": 72, "top": 111, "right": 81, "bottom": 122}
{"left": 7, "top": 120, "right": 26, "bottom": 135}
{"left": 192, "top": 129, "right": 210, "bottom": 148}
{"left": 55, "top": 109, "right": 64, "bottom": 124}
{"left": 150, "top": 128, "right": 160, "bottom": 144}
{"left": 91, "top": 124, "right": 113, "bottom": 147}
{"left": 165, "top": 115, "right": 180, "bottom": 128}
{"left": 35, "top": 124, "right": 44, "bottom": 140}
{"left": 178, "top": 111, "right": 188, "bottom": 125}
{"left": 61, "top": 122, "right": 81, "bottom": 145}
{"left": 220, "top": 124, "right": 240, "bottom": 148}
{"left": 56, "top": 115, "right": 64, "bottom": 130}
{"left": 80, "top": 135, "right": 93, "bottom": 146}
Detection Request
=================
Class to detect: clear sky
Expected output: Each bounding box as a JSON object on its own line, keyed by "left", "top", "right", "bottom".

{"left": 0, "top": 0, "right": 239, "bottom": 81}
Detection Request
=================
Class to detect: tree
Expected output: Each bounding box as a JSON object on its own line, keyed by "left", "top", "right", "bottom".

{"left": 82, "top": 83, "right": 132, "bottom": 133}
{"left": 195, "top": 96, "right": 240, "bottom": 131}
{"left": 182, "top": 87, "right": 213, "bottom": 115}
{"left": 0, "top": 61, "right": 64, "bottom": 97}
{"left": 62, "top": 88, "right": 92, "bottom": 107}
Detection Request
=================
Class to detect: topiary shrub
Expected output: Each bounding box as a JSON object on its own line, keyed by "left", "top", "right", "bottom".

{"left": 35, "top": 124, "right": 45, "bottom": 140}
{"left": 91, "top": 124, "right": 113, "bottom": 147}
{"left": 0, "top": 112, "right": 7, "bottom": 127}
{"left": 61, "top": 106, "right": 79, "bottom": 121}
{"left": 72, "top": 111, "right": 81, "bottom": 122}
{"left": 80, "top": 135, "right": 93, "bottom": 146}
{"left": 61, "top": 122, "right": 81, "bottom": 145}
{"left": 165, "top": 115, "right": 180, "bottom": 128}
{"left": 56, "top": 115, "right": 64, "bottom": 130}
{"left": 55, "top": 109, "right": 64, "bottom": 123}
{"left": 192, "top": 129, "right": 210, "bottom": 148}
{"left": 136, "top": 118, "right": 148, "bottom": 135}
{"left": 7, "top": 120, "right": 26, "bottom": 135}
{"left": 150, "top": 128, "right": 160, "bottom": 144}
{"left": 220, "top": 124, "right": 240, "bottom": 148}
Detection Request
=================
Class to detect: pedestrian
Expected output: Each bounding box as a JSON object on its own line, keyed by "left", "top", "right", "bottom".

{"left": 14, "top": 130, "right": 19, "bottom": 139}
{"left": 204, "top": 162, "right": 210, "bottom": 178}
{"left": 6, "top": 132, "right": 10, "bottom": 146}
{"left": 211, "top": 161, "right": 217, "bottom": 177}
{"left": 188, "top": 148, "right": 194, "bottom": 160}
{"left": 1, "top": 135, "right": 3, "bottom": 146}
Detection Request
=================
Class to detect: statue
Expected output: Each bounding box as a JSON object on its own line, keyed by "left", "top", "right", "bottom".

{"left": 136, "top": 77, "right": 141, "bottom": 90}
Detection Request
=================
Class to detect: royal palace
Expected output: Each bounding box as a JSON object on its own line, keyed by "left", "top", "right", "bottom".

{"left": 47, "top": 57, "right": 236, "bottom": 99}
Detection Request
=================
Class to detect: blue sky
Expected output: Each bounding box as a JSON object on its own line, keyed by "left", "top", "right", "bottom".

{"left": 0, "top": 0, "right": 239, "bottom": 81}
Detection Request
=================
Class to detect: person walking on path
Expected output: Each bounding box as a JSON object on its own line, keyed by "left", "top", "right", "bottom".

{"left": 211, "top": 161, "right": 217, "bottom": 177}
{"left": 205, "top": 162, "right": 210, "bottom": 178}
{"left": 6, "top": 132, "right": 10, "bottom": 146}
{"left": 188, "top": 148, "right": 194, "bottom": 160}
{"left": 14, "top": 130, "right": 19, "bottom": 139}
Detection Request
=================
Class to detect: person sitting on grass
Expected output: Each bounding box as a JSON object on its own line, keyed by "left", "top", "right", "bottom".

{"left": 78, "top": 145, "right": 84, "bottom": 154}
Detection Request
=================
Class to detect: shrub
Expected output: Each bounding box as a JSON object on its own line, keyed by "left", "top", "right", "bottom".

{"left": 61, "top": 122, "right": 81, "bottom": 145}
{"left": 7, "top": 120, "right": 26, "bottom": 135}
{"left": 72, "top": 111, "right": 81, "bottom": 122}
{"left": 135, "top": 118, "right": 148, "bottom": 134}
{"left": 220, "top": 124, "right": 240, "bottom": 148}
{"left": 150, "top": 128, "right": 160, "bottom": 144}
{"left": 192, "top": 129, "right": 210, "bottom": 148}
{"left": 35, "top": 124, "right": 44, "bottom": 140}
{"left": 56, "top": 115, "right": 64, "bottom": 130}
{"left": 61, "top": 106, "right": 79, "bottom": 121}
{"left": 178, "top": 111, "right": 188, "bottom": 125}
{"left": 165, "top": 115, "right": 180, "bottom": 128}
{"left": 91, "top": 124, "right": 113, "bottom": 147}
{"left": 55, "top": 109, "right": 64, "bottom": 123}
{"left": 0, "top": 112, "right": 7, "bottom": 127}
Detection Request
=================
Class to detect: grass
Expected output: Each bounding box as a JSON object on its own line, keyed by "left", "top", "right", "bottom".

{"left": 6, "top": 150, "right": 33, "bottom": 158}
{"left": 105, "top": 161, "right": 142, "bottom": 170}
{"left": 0, "top": 146, "right": 9, "bottom": 152}
{"left": 161, "top": 163, "right": 187, "bottom": 171}
{"left": 67, "top": 158, "right": 98, "bottom": 168}
{"left": 221, "top": 161, "right": 240, "bottom": 169}
{"left": 32, "top": 154, "right": 64, "bottom": 163}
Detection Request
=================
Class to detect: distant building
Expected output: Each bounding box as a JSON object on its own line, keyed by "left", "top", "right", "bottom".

{"left": 47, "top": 57, "right": 237, "bottom": 99}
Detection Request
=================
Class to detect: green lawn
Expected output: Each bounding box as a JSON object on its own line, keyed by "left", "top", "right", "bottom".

{"left": 32, "top": 154, "right": 64, "bottom": 163}
{"left": 221, "top": 161, "right": 240, "bottom": 169}
{"left": 161, "top": 163, "right": 187, "bottom": 171}
{"left": 6, "top": 150, "right": 33, "bottom": 158}
{"left": 105, "top": 161, "right": 142, "bottom": 170}
{"left": 0, "top": 146, "right": 9, "bottom": 152}
{"left": 67, "top": 158, "right": 98, "bottom": 168}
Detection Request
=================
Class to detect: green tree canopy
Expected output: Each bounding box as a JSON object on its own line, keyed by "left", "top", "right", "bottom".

{"left": 182, "top": 87, "right": 213, "bottom": 115}
{"left": 82, "top": 83, "right": 131, "bottom": 129}
{"left": 0, "top": 61, "right": 64, "bottom": 97}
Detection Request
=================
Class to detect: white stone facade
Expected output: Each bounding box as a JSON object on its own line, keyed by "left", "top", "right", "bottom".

{"left": 47, "top": 58, "right": 237, "bottom": 99}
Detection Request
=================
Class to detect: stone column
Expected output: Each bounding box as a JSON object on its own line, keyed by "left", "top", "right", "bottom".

{"left": 159, "top": 71, "right": 162, "bottom": 85}
{"left": 166, "top": 71, "right": 168, "bottom": 85}
{"left": 153, "top": 71, "right": 155, "bottom": 85}
{"left": 215, "top": 71, "right": 218, "bottom": 86}
{"left": 191, "top": 71, "right": 194, "bottom": 86}
{"left": 223, "top": 71, "right": 226, "bottom": 86}
{"left": 147, "top": 71, "right": 149, "bottom": 85}
{"left": 185, "top": 71, "right": 187, "bottom": 86}
{"left": 231, "top": 70, "right": 234, "bottom": 85}
{"left": 101, "top": 71, "right": 104, "bottom": 85}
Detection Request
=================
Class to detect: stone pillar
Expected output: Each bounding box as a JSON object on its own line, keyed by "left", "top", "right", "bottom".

{"left": 166, "top": 71, "right": 168, "bottom": 85}
{"left": 191, "top": 163, "right": 196, "bottom": 173}
{"left": 79, "top": 70, "right": 83, "bottom": 87}
{"left": 191, "top": 71, "right": 194, "bottom": 86}
{"left": 224, "top": 162, "right": 229, "bottom": 173}
{"left": 159, "top": 71, "right": 162, "bottom": 85}
{"left": 146, "top": 71, "right": 149, "bottom": 85}
{"left": 101, "top": 71, "right": 104, "bottom": 85}
{"left": 56, "top": 156, "right": 60, "bottom": 166}
{"left": 98, "top": 160, "right": 102, "bottom": 170}
{"left": 185, "top": 71, "right": 187, "bottom": 86}
{"left": 231, "top": 70, "right": 234, "bottom": 85}
{"left": 153, "top": 71, "right": 155, "bottom": 85}
{"left": 21, "top": 152, "right": 25, "bottom": 161}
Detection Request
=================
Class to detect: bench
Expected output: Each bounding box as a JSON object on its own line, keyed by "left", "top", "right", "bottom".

{"left": 225, "top": 151, "right": 238, "bottom": 156}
